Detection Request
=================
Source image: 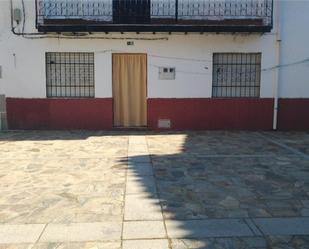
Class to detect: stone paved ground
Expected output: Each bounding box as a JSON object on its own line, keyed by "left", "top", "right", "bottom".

{"left": 0, "top": 131, "right": 309, "bottom": 249}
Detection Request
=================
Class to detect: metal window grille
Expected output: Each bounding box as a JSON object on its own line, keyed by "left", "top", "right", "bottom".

{"left": 46, "top": 52, "right": 95, "bottom": 98}
{"left": 212, "top": 53, "right": 261, "bottom": 98}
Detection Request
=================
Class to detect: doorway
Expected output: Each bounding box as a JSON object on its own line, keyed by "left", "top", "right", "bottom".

{"left": 112, "top": 54, "right": 147, "bottom": 128}
{"left": 112, "top": 0, "right": 151, "bottom": 24}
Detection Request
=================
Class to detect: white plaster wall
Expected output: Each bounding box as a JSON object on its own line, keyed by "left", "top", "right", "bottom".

{"left": 0, "top": 0, "right": 283, "bottom": 99}
{"left": 278, "top": 0, "right": 309, "bottom": 98}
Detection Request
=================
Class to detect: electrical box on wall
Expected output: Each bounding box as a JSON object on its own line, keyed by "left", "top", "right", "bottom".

{"left": 159, "top": 67, "right": 175, "bottom": 80}
{"left": 158, "top": 119, "right": 171, "bottom": 129}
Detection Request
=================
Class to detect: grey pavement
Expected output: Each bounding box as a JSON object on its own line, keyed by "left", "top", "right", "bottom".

{"left": 0, "top": 131, "right": 309, "bottom": 248}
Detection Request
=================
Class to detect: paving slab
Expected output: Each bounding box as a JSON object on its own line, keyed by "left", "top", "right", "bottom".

{"left": 0, "top": 224, "right": 45, "bottom": 244}
{"left": 32, "top": 241, "right": 121, "bottom": 249}
{"left": 128, "top": 156, "right": 151, "bottom": 164}
{"left": 126, "top": 175, "right": 157, "bottom": 195}
{"left": 39, "top": 222, "right": 122, "bottom": 242}
{"left": 124, "top": 194, "right": 163, "bottom": 221}
{"left": 128, "top": 151, "right": 149, "bottom": 157}
{"left": 259, "top": 133, "right": 309, "bottom": 160}
{"left": 6, "top": 241, "right": 122, "bottom": 249}
{"left": 253, "top": 217, "right": 309, "bottom": 236}
{"left": 123, "top": 221, "right": 166, "bottom": 240}
{"left": 245, "top": 218, "right": 263, "bottom": 236}
{"left": 171, "top": 237, "right": 268, "bottom": 249}
{"left": 2, "top": 131, "right": 309, "bottom": 248}
{"left": 165, "top": 219, "right": 254, "bottom": 238}
{"left": 127, "top": 162, "right": 153, "bottom": 177}
{"left": 0, "top": 244, "right": 34, "bottom": 249}
{"left": 0, "top": 133, "right": 127, "bottom": 224}
{"left": 122, "top": 239, "right": 169, "bottom": 249}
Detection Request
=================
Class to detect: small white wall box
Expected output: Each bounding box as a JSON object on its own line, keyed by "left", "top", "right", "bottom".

{"left": 159, "top": 67, "right": 176, "bottom": 80}
{"left": 158, "top": 119, "right": 171, "bottom": 129}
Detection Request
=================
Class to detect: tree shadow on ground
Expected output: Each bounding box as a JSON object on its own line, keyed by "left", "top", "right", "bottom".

{"left": 120, "top": 131, "right": 309, "bottom": 248}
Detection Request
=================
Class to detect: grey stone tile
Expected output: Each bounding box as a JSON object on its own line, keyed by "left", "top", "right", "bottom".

{"left": 128, "top": 156, "right": 151, "bottom": 164}
{"left": 128, "top": 150, "right": 149, "bottom": 157}
{"left": 127, "top": 162, "right": 153, "bottom": 176}
{"left": 0, "top": 244, "right": 34, "bottom": 249}
{"left": 171, "top": 237, "right": 266, "bottom": 249}
{"left": 122, "top": 239, "right": 169, "bottom": 249}
{"left": 0, "top": 133, "right": 127, "bottom": 224}
{"left": 171, "top": 239, "right": 211, "bottom": 249}
{"left": 0, "top": 224, "right": 45, "bottom": 244}
{"left": 265, "top": 235, "right": 309, "bottom": 249}
{"left": 165, "top": 219, "right": 254, "bottom": 238}
{"left": 301, "top": 208, "right": 309, "bottom": 217}
{"left": 245, "top": 219, "right": 263, "bottom": 236}
{"left": 124, "top": 194, "right": 163, "bottom": 221}
{"left": 259, "top": 133, "right": 309, "bottom": 160}
{"left": 39, "top": 222, "right": 122, "bottom": 242}
{"left": 126, "top": 175, "right": 157, "bottom": 195}
{"left": 243, "top": 237, "right": 267, "bottom": 248}
{"left": 302, "top": 200, "right": 309, "bottom": 208}
{"left": 32, "top": 241, "right": 121, "bottom": 249}
{"left": 123, "top": 221, "right": 166, "bottom": 240}
{"left": 254, "top": 217, "right": 309, "bottom": 236}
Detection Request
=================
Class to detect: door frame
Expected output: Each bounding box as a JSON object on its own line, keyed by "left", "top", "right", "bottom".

{"left": 112, "top": 53, "right": 148, "bottom": 128}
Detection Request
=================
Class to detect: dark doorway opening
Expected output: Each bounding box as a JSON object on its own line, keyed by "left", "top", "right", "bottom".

{"left": 113, "top": 0, "right": 151, "bottom": 24}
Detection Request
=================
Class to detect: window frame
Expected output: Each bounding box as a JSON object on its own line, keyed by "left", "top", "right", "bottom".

{"left": 212, "top": 52, "right": 262, "bottom": 98}
{"left": 45, "top": 52, "right": 95, "bottom": 98}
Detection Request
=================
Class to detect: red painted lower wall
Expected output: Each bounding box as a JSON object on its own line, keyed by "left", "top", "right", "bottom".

{"left": 6, "top": 98, "right": 113, "bottom": 130}
{"left": 148, "top": 98, "right": 274, "bottom": 130}
{"left": 278, "top": 99, "right": 309, "bottom": 131}
{"left": 6, "top": 97, "right": 308, "bottom": 131}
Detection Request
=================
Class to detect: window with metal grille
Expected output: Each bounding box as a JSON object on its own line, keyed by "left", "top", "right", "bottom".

{"left": 212, "top": 53, "right": 261, "bottom": 98}
{"left": 46, "top": 52, "right": 95, "bottom": 98}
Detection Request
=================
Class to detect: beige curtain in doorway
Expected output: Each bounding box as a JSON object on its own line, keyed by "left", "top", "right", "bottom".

{"left": 113, "top": 54, "right": 147, "bottom": 127}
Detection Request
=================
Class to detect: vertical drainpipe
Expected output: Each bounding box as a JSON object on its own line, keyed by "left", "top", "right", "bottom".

{"left": 273, "top": 0, "right": 281, "bottom": 130}
{"left": 10, "top": 0, "right": 14, "bottom": 30}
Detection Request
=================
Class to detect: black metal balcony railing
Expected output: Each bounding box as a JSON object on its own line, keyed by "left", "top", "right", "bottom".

{"left": 36, "top": 0, "right": 273, "bottom": 33}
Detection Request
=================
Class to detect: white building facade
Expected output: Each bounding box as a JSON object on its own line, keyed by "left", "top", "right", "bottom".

{"left": 0, "top": 0, "right": 308, "bottom": 130}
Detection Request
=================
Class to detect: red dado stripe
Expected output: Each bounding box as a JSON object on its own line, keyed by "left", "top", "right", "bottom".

{"left": 278, "top": 99, "right": 309, "bottom": 131}
{"left": 6, "top": 98, "right": 113, "bottom": 130}
{"left": 147, "top": 98, "right": 274, "bottom": 130}
{"left": 6, "top": 98, "right": 309, "bottom": 130}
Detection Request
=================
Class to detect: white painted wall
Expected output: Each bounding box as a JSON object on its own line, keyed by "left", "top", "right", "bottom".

{"left": 278, "top": 0, "right": 309, "bottom": 98}
{"left": 0, "top": 0, "right": 308, "bottom": 99}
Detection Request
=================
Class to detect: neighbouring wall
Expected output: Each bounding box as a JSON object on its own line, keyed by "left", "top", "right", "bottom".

{"left": 277, "top": 99, "right": 309, "bottom": 131}
{"left": 278, "top": 0, "right": 309, "bottom": 99}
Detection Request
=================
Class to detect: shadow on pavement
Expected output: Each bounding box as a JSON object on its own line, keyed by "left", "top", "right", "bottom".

{"left": 122, "top": 131, "right": 309, "bottom": 248}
